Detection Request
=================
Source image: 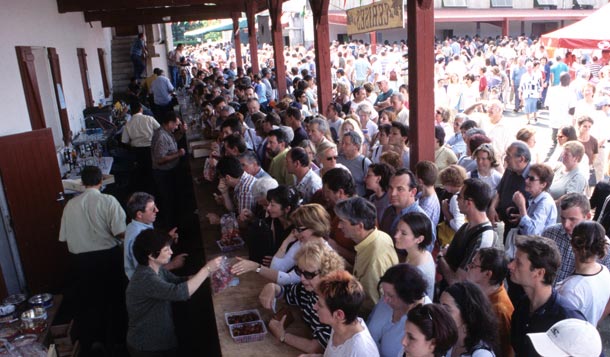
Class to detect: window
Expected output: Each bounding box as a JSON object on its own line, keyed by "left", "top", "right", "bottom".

{"left": 573, "top": 0, "right": 594, "bottom": 9}
{"left": 535, "top": 0, "right": 558, "bottom": 8}
{"left": 491, "top": 0, "right": 512, "bottom": 7}
{"left": 443, "top": 0, "right": 468, "bottom": 7}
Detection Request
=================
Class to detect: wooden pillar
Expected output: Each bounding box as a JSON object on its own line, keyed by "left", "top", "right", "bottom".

{"left": 232, "top": 12, "right": 243, "bottom": 69}
{"left": 370, "top": 32, "right": 377, "bottom": 54}
{"left": 310, "top": 0, "right": 332, "bottom": 113}
{"left": 407, "top": 0, "right": 435, "bottom": 168}
{"left": 246, "top": 4, "right": 259, "bottom": 74}
{"left": 268, "top": 0, "right": 287, "bottom": 97}
{"left": 502, "top": 18, "right": 509, "bottom": 37}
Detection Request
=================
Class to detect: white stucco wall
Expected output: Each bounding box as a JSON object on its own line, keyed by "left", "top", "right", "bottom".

{"left": 0, "top": 0, "right": 112, "bottom": 138}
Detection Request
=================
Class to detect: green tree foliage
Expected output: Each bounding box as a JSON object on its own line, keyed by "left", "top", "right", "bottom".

{"left": 171, "top": 21, "right": 222, "bottom": 45}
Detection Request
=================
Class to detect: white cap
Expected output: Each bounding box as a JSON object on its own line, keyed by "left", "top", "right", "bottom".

{"left": 527, "top": 319, "right": 602, "bottom": 357}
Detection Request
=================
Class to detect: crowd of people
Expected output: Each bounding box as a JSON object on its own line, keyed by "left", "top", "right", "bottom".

{"left": 64, "top": 34, "right": 610, "bottom": 356}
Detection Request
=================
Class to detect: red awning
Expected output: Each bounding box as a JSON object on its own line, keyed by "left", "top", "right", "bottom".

{"left": 541, "top": 3, "right": 610, "bottom": 49}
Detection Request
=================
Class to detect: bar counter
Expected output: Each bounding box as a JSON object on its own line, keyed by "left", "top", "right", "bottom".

{"left": 190, "top": 154, "right": 309, "bottom": 356}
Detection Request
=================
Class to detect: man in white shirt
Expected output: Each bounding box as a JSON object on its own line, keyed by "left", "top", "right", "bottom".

{"left": 122, "top": 101, "right": 160, "bottom": 192}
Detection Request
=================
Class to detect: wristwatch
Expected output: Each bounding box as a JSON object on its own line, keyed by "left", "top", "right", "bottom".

{"left": 256, "top": 264, "right": 262, "bottom": 273}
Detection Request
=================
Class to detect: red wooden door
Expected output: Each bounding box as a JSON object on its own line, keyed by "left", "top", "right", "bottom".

{"left": 0, "top": 129, "right": 68, "bottom": 294}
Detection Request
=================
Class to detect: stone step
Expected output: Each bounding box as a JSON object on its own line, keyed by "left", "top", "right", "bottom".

{"left": 112, "top": 66, "right": 134, "bottom": 75}
{"left": 112, "top": 44, "right": 133, "bottom": 53}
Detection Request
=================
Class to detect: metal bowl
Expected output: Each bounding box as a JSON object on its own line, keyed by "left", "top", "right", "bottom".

{"left": 11, "top": 334, "right": 37, "bottom": 347}
{"left": 28, "top": 293, "right": 53, "bottom": 309}
{"left": 20, "top": 307, "right": 47, "bottom": 321}
{"left": 2, "top": 294, "right": 26, "bottom": 306}
{"left": 20, "top": 308, "right": 47, "bottom": 334}
{"left": 0, "top": 304, "right": 14, "bottom": 317}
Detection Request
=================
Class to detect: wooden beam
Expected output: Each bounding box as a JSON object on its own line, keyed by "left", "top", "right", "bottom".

{"left": 59, "top": 0, "right": 221, "bottom": 13}
{"left": 310, "top": 0, "right": 332, "bottom": 114}
{"left": 407, "top": 0, "right": 435, "bottom": 169}
{"left": 268, "top": 0, "right": 286, "bottom": 96}
{"left": 94, "top": 12, "right": 231, "bottom": 27}
{"left": 85, "top": 5, "right": 242, "bottom": 23}
{"left": 245, "top": 3, "right": 259, "bottom": 74}
{"left": 232, "top": 12, "right": 243, "bottom": 69}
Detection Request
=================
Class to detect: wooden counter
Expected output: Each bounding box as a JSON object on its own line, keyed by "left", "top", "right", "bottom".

{"left": 190, "top": 155, "right": 309, "bottom": 356}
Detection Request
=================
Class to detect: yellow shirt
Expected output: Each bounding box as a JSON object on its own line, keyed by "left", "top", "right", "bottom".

{"left": 121, "top": 113, "right": 160, "bottom": 147}
{"left": 59, "top": 188, "right": 126, "bottom": 254}
{"left": 354, "top": 229, "right": 399, "bottom": 315}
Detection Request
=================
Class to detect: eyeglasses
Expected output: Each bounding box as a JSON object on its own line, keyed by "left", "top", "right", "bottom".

{"left": 294, "top": 266, "right": 319, "bottom": 280}
{"left": 526, "top": 176, "right": 540, "bottom": 182}
{"left": 293, "top": 226, "right": 309, "bottom": 233}
{"left": 326, "top": 156, "right": 338, "bottom": 161}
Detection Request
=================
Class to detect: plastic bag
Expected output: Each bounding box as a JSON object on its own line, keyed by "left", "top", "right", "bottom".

{"left": 210, "top": 256, "right": 235, "bottom": 294}
{"left": 220, "top": 213, "right": 241, "bottom": 244}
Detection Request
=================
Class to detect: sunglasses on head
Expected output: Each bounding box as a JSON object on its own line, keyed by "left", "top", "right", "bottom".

{"left": 294, "top": 266, "right": 319, "bottom": 280}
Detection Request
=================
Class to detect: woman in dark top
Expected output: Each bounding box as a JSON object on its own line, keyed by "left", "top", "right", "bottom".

{"left": 126, "top": 229, "right": 221, "bottom": 356}
{"left": 245, "top": 185, "right": 300, "bottom": 265}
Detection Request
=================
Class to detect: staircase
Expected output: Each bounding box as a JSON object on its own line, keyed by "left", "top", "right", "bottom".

{"left": 111, "top": 36, "right": 137, "bottom": 98}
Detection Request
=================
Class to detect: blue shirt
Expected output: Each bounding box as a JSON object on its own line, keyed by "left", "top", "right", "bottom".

{"left": 151, "top": 76, "right": 174, "bottom": 106}
{"left": 368, "top": 296, "right": 432, "bottom": 357}
{"left": 124, "top": 220, "right": 154, "bottom": 279}
{"left": 131, "top": 38, "right": 145, "bottom": 56}
{"left": 447, "top": 133, "right": 466, "bottom": 158}
{"left": 518, "top": 191, "right": 557, "bottom": 235}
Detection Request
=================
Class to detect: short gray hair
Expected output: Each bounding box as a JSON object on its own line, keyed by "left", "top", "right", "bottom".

{"left": 239, "top": 151, "right": 260, "bottom": 165}
{"left": 391, "top": 92, "right": 404, "bottom": 102}
{"left": 251, "top": 177, "right": 279, "bottom": 201}
{"left": 334, "top": 197, "right": 377, "bottom": 230}
{"left": 310, "top": 117, "right": 329, "bottom": 134}
{"left": 126, "top": 192, "right": 155, "bottom": 219}
{"left": 343, "top": 130, "right": 363, "bottom": 147}
{"left": 220, "top": 105, "right": 235, "bottom": 115}
{"left": 357, "top": 103, "right": 372, "bottom": 116}
{"left": 509, "top": 141, "right": 531, "bottom": 162}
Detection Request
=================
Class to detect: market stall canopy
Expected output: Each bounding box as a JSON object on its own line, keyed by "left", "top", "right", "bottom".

{"left": 541, "top": 2, "right": 610, "bottom": 49}
{"left": 185, "top": 18, "right": 247, "bottom": 36}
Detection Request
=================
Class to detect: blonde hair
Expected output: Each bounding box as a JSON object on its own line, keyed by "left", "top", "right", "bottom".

{"left": 439, "top": 164, "right": 467, "bottom": 187}
{"left": 339, "top": 118, "right": 364, "bottom": 143}
{"left": 290, "top": 204, "right": 331, "bottom": 238}
{"left": 295, "top": 241, "right": 345, "bottom": 277}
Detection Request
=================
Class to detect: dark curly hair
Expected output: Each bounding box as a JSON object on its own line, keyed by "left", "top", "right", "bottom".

{"left": 571, "top": 221, "right": 609, "bottom": 262}
{"left": 444, "top": 281, "right": 498, "bottom": 354}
